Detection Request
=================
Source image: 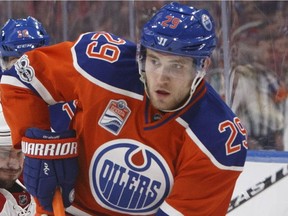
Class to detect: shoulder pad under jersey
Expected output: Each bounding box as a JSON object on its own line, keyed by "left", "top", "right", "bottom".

{"left": 180, "top": 83, "right": 247, "bottom": 169}
{"left": 72, "top": 32, "right": 143, "bottom": 95}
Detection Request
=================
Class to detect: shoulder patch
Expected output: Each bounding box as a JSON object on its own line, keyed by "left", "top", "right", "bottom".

{"left": 98, "top": 99, "right": 131, "bottom": 135}
{"left": 14, "top": 54, "right": 35, "bottom": 83}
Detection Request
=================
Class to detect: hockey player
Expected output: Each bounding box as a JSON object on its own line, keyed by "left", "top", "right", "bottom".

{"left": 0, "top": 2, "right": 247, "bottom": 216}
{"left": 0, "top": 16, "right": 49, "bottom": 71}
{"left": 0, "top": 105, "right": 35, "bottom": 215}
{"left": 0, "top": 16, "right": 49, "bottom": 216}
{"left": 0, "top": 16, "right": 76, "bottom": 132}
{"left": 0, "top": 16, "right": 75, "bottom": 215}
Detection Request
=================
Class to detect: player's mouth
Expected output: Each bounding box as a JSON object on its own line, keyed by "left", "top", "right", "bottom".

{"left": 155, "top": 89, "right": 170, "bottom": 98}
{"left": 0, "top": 168, "right": 21, "bottom": 174}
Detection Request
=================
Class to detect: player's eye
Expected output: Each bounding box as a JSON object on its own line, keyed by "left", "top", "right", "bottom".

{"left": 149, "top": 58, "right": 160, "bottom": 66}
{"left": 170, "top": 63, "right": 183, "bottom": 70}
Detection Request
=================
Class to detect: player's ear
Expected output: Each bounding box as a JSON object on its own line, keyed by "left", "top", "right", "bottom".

{"left": 203, "top": 57, "right": 211, "bottom": 70}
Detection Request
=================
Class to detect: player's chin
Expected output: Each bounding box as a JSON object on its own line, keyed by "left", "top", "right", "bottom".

{"left": 151, "top": 98, "right": 173, "bottom": 111}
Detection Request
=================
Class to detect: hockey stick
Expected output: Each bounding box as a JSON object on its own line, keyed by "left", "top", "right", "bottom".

{"left": 52, "top": 188, "right": 66, "bottom": 216}
{"left": 228, "top": 164, "right": 288, "bottom": 212}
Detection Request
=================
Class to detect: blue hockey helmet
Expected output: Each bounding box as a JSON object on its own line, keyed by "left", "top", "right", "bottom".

{"left": 0, "top": 16, "right": 49, "bottom": 58}
{"left": 140, "top": 2, "right": 217, "bottom": 67}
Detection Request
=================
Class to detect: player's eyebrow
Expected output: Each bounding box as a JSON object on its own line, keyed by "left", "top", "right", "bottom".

{"left": 146, "top": 52, "right": 158, "bottom": 59}
{"left": 147, "top": 52, "right": 190, "bottom": 64}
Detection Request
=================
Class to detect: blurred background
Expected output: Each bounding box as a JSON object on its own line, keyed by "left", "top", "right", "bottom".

{"left": 0, "top": 0, "right": 287, "bottom": 151}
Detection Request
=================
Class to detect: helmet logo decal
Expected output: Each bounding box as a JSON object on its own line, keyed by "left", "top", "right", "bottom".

{"left": 157, "top": 37, "right": 168, "bottom": 46}
{"left": 17, "top": 29, "right": 29, "bottom": 38}
{"left": 14, "top": 54, "right": 34, "bottom": 83}
{"left": 201, "top": 14, "right": 213, "bottom": 31}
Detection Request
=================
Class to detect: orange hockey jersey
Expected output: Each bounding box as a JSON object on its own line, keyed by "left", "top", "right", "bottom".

{"left": 0, "top": 32, "right": 247, "bottom": 215}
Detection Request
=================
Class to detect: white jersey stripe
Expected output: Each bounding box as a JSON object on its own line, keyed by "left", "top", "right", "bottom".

{"left": 1, "top": 74, "right": 58, "bottom": 105}
{"left": 186, "top": 127, "right": 243, "bottom": 171}
{"left": 28, "top": 75, "right": 58, "bottom": 105}
{"left": 176, "top": 117, "right": 243, "bottom": 172}
{"left": 1, "top": 75, "right": 28, "bottom": 89}
{"left": 66, "top": 205, "right": 93, "bottom": 216}
{"left": 176, "top": 117, "right": 189, "bottom": 128}
{"left": 159, "top": 201, "right": 184, "bottom": 216}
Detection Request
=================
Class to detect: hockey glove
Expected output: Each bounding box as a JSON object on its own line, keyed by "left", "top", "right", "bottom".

{"left": 21, "top": 128, "right": 79, "bottom": 212}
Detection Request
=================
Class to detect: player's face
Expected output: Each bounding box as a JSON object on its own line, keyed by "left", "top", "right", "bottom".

{"left": 0, "top": 146, "right": 24, "bottom": 189}
{"left": 145, "top": 49, "right": 195, "bottom": 110}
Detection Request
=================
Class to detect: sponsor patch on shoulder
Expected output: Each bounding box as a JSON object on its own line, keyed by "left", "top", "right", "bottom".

{"left": 99, "top": 99, "right": 131, "bottom": 135}
{"left": 14, "top": 54, "right": 34, "bottom": 83}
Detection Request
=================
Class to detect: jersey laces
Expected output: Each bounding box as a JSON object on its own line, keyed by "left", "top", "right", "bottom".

{"left": 13, "top": 201, "right": 34, "bottom": 216}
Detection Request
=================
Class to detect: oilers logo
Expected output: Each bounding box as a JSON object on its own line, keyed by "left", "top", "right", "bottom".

{"left": 201, "top": 14, "right": 213, "bottom": 31}
{"left": 99, "top": 99, "right": 131, "bottom": 135}
{"left": 89, "top": 139, "right": 173, "bottom": 215}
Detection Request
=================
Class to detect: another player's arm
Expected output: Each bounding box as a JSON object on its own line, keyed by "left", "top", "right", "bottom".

{"left": 0, "top": 85, "right": 51, "bottom": 146}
